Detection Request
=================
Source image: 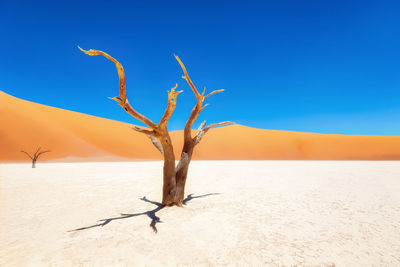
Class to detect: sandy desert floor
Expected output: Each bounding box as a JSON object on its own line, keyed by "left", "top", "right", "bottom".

{"left": 1, "top": 161, "right": 400, "bottom": 266}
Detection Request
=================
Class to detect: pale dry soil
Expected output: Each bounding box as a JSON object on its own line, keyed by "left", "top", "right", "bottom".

{"left": 1, "top": 161, "right": 400, "bottom": 266}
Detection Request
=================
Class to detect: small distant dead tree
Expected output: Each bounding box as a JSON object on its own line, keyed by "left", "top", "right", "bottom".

{"left": 79, "top": 47, "right": 234, "bottom": 206}
{"left": 20, "top": 147, "right": 51, "bottom": 168}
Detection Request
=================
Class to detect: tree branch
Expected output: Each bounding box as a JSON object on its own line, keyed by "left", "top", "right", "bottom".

{"left": 200, "top": 104, "right": 209, "bottom": 112}
{"left": 175, "top": 55, "right": 227, "bottom": 144}
{"left": 175, "top": 55, "right": 204, "bottom": 142}
{"left": 205, "top": 89, "right": 224, "bottom": 99}
{"left": 33, "top": 147, "right": 41, "bottom": 158}
{"left": 159, "top": 83, "right": 183, "bottom": 128}
{"left": 174, "top": 55, "right": 200, "bottom": 97}
{"left": 36, "top": 150, "right": 51, "bottom": 159}
{"left": 203, "top": 121, "right": 235, "bottom": 132}
{"left": 79, "top": 46, "right": 158, "bottom": 130}
{"left": 197, "top": 120, "right": 207, "bottom": 131}
{"left": 194, "top": 121, "right": 235, "bottom": 144}
{"left": 201, "top": 87, "right": 206, "bottom": 97}
{"left": 147, "top": 135, "right": 164, "bottom": 155}
{"left": 20, "top": 150, "right": 33, "bottom": 160}
{"left": 130, "top": 125, "right": 157, "bottom": 136}
{"left": 194, "top": 130, "right": 206, "bottom": 144}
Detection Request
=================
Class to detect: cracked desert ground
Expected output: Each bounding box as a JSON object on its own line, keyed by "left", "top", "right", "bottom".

{"left": 1, "top": 161, "right": 400, "bottom": 266}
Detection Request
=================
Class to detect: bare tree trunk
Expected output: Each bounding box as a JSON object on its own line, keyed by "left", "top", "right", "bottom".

{"left": 160, "top": 135, "right": 177, "bottom": 206}
{"left": 174, "top": 142, "right": 195, "bottom": 205}
{"left": 32, "top": 159, "right": 36, "bottom": 168}
{"left": 174, "top": 167, "right": 189, "bottom": 206}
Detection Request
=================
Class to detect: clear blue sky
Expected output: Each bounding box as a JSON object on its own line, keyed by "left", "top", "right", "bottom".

{"left": 1, "top": 0, "right": 399, "bottom": 135}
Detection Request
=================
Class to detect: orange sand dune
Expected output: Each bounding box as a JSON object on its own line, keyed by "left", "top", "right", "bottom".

{"left": 1, "top": 91, "right": 399, "bottom": 161}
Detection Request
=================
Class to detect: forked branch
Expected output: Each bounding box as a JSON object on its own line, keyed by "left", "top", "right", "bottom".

{"left": 174, "top": 55, "right": 226, "bottom": 143}
{"left": 34, "top": 147, "right": 42, "bottom": 158}
{"left": 159, "top": 83, "right": 183, "bottom": 127}
{"left": 194, "top": 121, "right": 235, "bottom": 144}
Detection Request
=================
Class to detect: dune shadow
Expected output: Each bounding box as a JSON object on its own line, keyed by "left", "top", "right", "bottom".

{"left": 69, "top": 193, "right": 220, "bottom": 233}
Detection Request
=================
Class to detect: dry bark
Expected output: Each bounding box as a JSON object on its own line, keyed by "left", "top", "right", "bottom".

{"left": 79, "top": 47, "right": 234, "bottom": 206}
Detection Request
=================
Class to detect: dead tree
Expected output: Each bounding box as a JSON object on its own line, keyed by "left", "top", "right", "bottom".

{"left": 79, "top": 47, "right": 234, "bottom": 206}
{"left": 20, "top": 147, "right": 51, "bottom": 168}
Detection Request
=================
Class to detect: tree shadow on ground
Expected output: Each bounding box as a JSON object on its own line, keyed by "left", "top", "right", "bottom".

{"left": 69, "top": 193, "right": 220, "bottom": 233}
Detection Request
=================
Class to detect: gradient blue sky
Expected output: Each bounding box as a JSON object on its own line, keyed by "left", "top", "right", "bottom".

{"left": 1, "top": 0, "right": 399, "bottom": 135}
